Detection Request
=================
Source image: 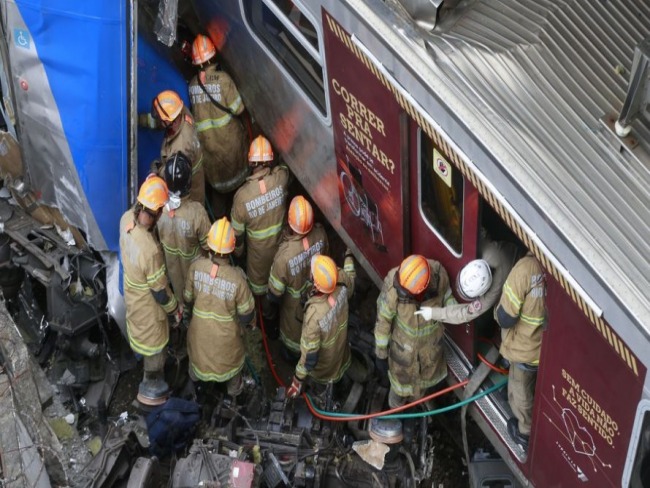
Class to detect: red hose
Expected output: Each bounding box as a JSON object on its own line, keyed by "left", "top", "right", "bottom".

{"left": 257, "top": 301, "right": 286, "bottom": 388}
{"left": 477, "top": 352, "right": 509, "bottom": 375}
{"left": 257, "top": 299, "right": 469, "bottom": 422}
{"left": 476, "top": 337, "right": 509, "bottom": 375}
{"left": 303, "top": 380, "right": 469, "bottom": 422}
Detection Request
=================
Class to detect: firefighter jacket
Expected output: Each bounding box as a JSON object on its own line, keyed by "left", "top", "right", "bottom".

{"left": 374, "top": 260, "right": 454, "bottom": 399}
{"left": 268, "top": 225, "right": 329, "bottom": 352}
{"left": 184, "top": 255, "right": 255, "bottom": 382}
{"left": 424, "top": 238, "right": 520, "bottom": 325}
{"left": 296, "top": 267, "right": 355, "bottom": 383}
{"left": 160, "top": 107, "right": 205, "bottom": 204}
{"left": 231, "top": 165, "right": 290, "bottom": 295}
{"left": 119, "top": 209, "right": 177, "bottom": 357}
{"left": 157, "top": 198, "right": 211, "bottom": 301}
{"left": 189, "top": 65, "right": 249, "bottom": 193}
{"left": 497, "top": 254, "right": 546, "bottom": 365}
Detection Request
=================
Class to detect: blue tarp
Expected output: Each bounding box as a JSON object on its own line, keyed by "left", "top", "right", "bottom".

{"left": 15, "top": 1, "right": 189, "bottom": 252}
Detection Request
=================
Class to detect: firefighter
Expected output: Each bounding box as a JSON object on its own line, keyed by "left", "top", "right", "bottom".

{"left": 415, "top": 230, "right": 520, "bottom": 325}
{"left": 495, "top": 252, "right": 547, "bottom": 451}
{"left": 157, "top": 152, "right": 211, "bottom": 302}
{"left": 188, "top": 34, "right": 249, "bottom": 217}
{"left": 119, "top": 176, "right": 181, "bottom": 405}
{"left": 267, "top": 196, "right": 329, "bottom": 357}
{"left": 183, "top": 217, "right": 256, "bottom": 398}
{"left": 287, "top": 254, "right": 356, "bottom": 399}
{"left": 231, "top": 135, "right": 289, "bottom": 321}
{"left": 151, "top": 89, "right": 205, "bottom": 205}
{"left": 374, "top": 255, "right": 455, "bottom": 408}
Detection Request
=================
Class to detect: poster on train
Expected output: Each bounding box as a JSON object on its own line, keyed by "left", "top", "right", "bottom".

{"left": 323, "top": 10, "right": 404, "bottom": 277}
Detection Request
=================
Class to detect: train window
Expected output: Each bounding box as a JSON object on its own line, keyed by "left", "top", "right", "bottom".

{"left": 243, "top": 0, "right": 326, "bottom": 114}
{"left": 627, "top": 405, "right": 650, "bottom": 487}
{"left": 419, "top": 130, "right": 464, "bottom": 254}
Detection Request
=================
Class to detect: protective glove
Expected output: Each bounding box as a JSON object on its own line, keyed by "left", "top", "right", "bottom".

{"left": 374, "top": 357, "right": 389, "bottom": 378}
{"left": 414, "top": 306, "right": 434, "bottom": 321}
{"left": 182, "top": 304, "right": 192, "bottom": 327}
{"left": 138, "top": 112, "right": 158, "bottom": 129}
{"left": 286, "top": 376, "right": 303, "bottom": 399}
{"left": 169, "top": 305, "right": 183, "bottom": 329}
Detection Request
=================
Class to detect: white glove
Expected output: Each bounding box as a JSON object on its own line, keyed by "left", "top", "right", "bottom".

{"left": 414, "top": 306, "right": 434, "bottom": 321}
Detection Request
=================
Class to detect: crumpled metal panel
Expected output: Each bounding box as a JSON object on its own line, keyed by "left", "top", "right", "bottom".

{"left": 3, "top": 0, "right": 129, "bottom": 253}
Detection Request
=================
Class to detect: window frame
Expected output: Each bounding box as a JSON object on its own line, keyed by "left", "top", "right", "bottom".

{"left": 240, "top": 0, "right": 330, "bottom": 120}
{"left": 623, "top": 398, "right": 650, "bottom": 487}
{"left": 417, "top": 127, "right": 464, "bottom": 257}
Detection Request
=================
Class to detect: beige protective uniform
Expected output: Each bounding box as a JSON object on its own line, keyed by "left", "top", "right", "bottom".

{"left": 374, "top": 260, "right": 454, "bottom": 404}
{"left": 231, "top": 165, "right": 290, "bottom": 295}
{"left": 189, "top": 65, "right": 249, "bottom": 193}
{"left": 268, "top": 225, "right": 329, "bottom": 353}
{"left": 497, "top": 253, "right": 546, "bottom": 435}
{"left": 119, "top": 209, "right": 177, "bottom": 357}
{"left": 184, "top": 256, "right": 255, "bottom": 383}
{"left": 423, "top": 238, "right": 519, "bottom": 324}
{"left": 160, "top": 107, "right": 205, "bottom": 205}
{"left": 157, "top": 198, "right": 211, "bottom": 301}
{"left": 295, "top": 267, "right": 355, "bottom": 384}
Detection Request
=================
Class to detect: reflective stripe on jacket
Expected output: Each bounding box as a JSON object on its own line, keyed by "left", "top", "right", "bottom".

{"left": 184, "top": 256, "right": 255, "bottom": 382}
{"left": 374, "top": 260, "right": 453, "bottom": 398}
{"left": 498, "top": 254, "right": 546, "bottom": 364}
{"left": 296, "top": 268, "right": 354, "bottom": 383}
{"left": 160, "top": 107, "right": 205, "bottom": 204}
{"left": 268, "top": 225, "right": 329, "bottom": 352}
{"left": 231, "top": 165, "right": 290, "bottom": 294}
{"left": 189, "top": 65, "right": 249, "bottom": 193}
{"left": 157, "top": 199, "right": 211, "bottom": 301}
{"left": 119, "top": 209, "right": 175, "bottom": 356}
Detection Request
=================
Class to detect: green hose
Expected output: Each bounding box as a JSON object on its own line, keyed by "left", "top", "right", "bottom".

{"left": 307, "top": 378, "right": 508, "bottom": 420}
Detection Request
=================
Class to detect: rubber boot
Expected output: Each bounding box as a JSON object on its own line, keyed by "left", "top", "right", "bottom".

{"left": 137, "top": 371, "right": 170, "bottom": 406}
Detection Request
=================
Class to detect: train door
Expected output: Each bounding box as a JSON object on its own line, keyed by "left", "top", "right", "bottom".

{"left": 408, "top": 123, "right": 479, "bottom": 363}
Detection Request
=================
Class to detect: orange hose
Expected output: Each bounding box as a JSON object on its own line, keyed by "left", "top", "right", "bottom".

{"left": 257, "top": 299, "right": 469, "bottom": 422}
{"left": 477, "top": 352, "right": 509, "bottom": 375}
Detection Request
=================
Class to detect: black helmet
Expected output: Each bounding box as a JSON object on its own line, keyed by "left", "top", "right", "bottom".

{"left": 164, "top": 152, "right": 192, "bottom": 196}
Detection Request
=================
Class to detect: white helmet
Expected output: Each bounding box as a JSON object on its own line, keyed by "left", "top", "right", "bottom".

{"left": 457, "top": 259, "right": 492, "bottom": 301}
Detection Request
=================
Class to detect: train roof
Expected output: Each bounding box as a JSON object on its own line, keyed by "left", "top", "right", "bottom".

{"left": 357, "top": 0, "right": 650, "bottom": 336}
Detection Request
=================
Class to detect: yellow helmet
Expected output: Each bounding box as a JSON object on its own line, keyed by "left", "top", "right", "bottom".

{"left": 137, "top": 176, "right": 169, "bottom": 211}
{"left": 248, "top": 135, "right": 274, "bottom": 163}
{"left": 288, "top": 196, "right": 314, "bottom": 235}
{"left": 191, "top": 34, "right": 217, "bottom": 65}
{"left": 398, "top": 255, "right": 430, "bottom": 295}
{"left": 311, "top": 255, "right": 338, "bottom": 294}
{"left": 153, "top": 90, "right": 183, "bottom": 122}
{"left": 207, "top": 217, "right": 235, "bottom": 254}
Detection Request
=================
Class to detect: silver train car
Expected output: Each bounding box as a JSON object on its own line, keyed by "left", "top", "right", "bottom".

{"left": 192, "top": 0, "right": 650, "bottom": 486}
